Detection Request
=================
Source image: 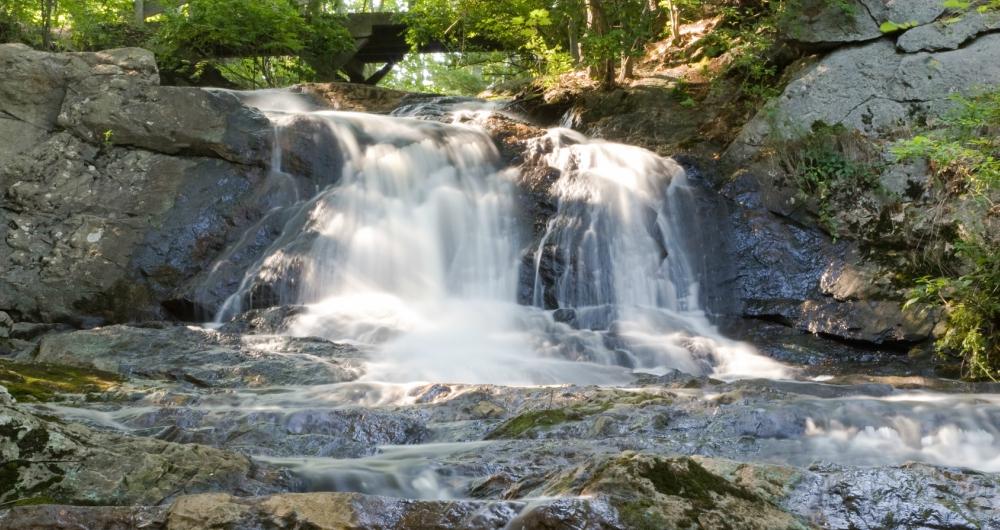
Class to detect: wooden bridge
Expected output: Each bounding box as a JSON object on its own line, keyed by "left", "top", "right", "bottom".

{"left": 136, "top": 2, "right": 479, "bottom": 84}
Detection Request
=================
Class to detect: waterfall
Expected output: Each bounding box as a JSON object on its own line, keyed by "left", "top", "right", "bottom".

{"left": 212, "top": 95, "right": 787, "bottom": 385}
{"left": 528, "top": 129, "right": 788, "bottom": 379}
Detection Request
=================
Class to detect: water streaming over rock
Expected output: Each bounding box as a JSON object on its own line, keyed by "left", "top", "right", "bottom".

{"left": 528, "top": 129, "right": 788, "bottom": 379}
{"left": 210, "top": 95, "right": 786, "bottom": 385}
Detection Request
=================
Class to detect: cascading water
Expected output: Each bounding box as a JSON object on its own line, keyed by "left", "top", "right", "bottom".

{"left": 212, "top": 95, "right": 787, "bottom": 385}
{"left": 527, "top": 129, "right": 789, "bottom": 379}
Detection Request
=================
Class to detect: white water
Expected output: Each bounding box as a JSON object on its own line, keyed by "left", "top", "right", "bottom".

{"left": 529, "top": 129, "right": 788, "bottom": 379}
{"left": 213, "top": 97, "right": 787, "bottom": 385}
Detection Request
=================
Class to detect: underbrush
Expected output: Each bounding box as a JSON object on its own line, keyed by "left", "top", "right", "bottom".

{"left": 897, "top": 92, "right": 1000, "bottom": 380}
{"left": 774, "top": 121, "right": 887, "bottom": 236}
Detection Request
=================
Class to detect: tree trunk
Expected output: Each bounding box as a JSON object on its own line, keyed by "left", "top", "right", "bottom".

{"left": 585, "top": 0, "right": 614, "bottom": 89}
{"left": 669, "top": 0, "right": 681, "bottom": 43}
{"left": 568, "top": 18, "right": 580, "bottom": 64}
{"left": 133, "top": 0, "right": 144, "bottom": 26}
{"left": 618, "top": 54, "right": 634, "bottom": 84}
{"left": 40, "top": 0, "right": 56, "bottom": 49}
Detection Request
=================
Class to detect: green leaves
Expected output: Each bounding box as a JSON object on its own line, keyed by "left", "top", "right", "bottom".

{"left": 896, "top": 90, "right": 1000, "bottom": 380}
{"left": 152, "top": 0, "right": 353, "bottom": 88}
{"left": 879, "top": 19, "right": 918, "bottom": 33}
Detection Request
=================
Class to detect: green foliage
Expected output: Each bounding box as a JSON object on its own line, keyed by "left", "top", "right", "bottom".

{"left": 382, "top": 51, "right": 526, "bottom": 95}
{"left": 894, "top": 92, "right": 1000, "bottom": 195}
{"left": 404, "top": 0, "right": 671, "bottom": 88}
{"left": 0, "top": 0, "right": 138, "bottom": 50}
{"left": 404, "top": 0, "right": 576, "bottom": 82}
{"left": 896, "top": 90, "right": 1000, "bottom": 380}
{"left": 907, "top": 241, "right": 1000, "bottom": 380}
{"left": 153, "top": 0, "right": 352, "bottom": 88}
{"left": 778, "top": 121, "right": 884, "bottom": 235}
{"left": 879, "top": 20, "right": 919, "bottom": 33}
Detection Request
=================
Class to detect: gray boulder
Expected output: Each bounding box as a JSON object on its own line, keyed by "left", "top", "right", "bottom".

{"left": 783, "top": 0, "right": 946, "bottom": 47}
{"left": 0, "top": 44, "right": 303, "bottom": 323}
{"left": 897, "top": 8, "right": 1000, "bottom": 53}
{"left": 727, "top": 34, "right": 1000, "bottom": 165}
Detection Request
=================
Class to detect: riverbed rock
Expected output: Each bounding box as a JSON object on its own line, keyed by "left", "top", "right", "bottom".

{"left": 0, "top": 312, "right": 12, "bottom": 339}
{"left": 541, "top": 453, "right": 805, "bottom": 529}
{"left": 30, "top": 324, "right": 363, "bottom": 387}
{"left": 0, "top": 492, "right": 619, "bottom": 529}
{"left": 0, "top": 397, "right": 280, "bottom": 507}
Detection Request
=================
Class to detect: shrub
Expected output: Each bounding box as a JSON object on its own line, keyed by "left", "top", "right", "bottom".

{"left": 897, "top": 91, "right": 1000, "bottom": 380}
{"left": 776, "top": 121, "right": 885, "bottom": 236}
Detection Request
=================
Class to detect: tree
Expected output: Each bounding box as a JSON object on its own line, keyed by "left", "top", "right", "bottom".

{"left": 404, "top": 0, "right": 668, "bottom": 89}
{"left": 153, "top": 0, "right": 353, "bottom": 87}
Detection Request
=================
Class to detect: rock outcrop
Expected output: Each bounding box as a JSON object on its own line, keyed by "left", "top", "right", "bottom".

{"left": 713, "top": 8, "right": 1000, "bottom": 347}
{"left": 0, "top": 44, "right": 283, "bottom": 324}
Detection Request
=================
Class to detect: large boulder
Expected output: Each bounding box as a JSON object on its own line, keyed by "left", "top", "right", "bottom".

{"left": 726, "top": 34, "right": 1000, "bottom": 165}
{"left": 783, "top": 0, "right": 946, "bottom": 48}
{"left": 897, "top": 7, "right": 1000, "bottom": 53}
{"left": 0, "top": 44, "right": 300, "bottom": 323}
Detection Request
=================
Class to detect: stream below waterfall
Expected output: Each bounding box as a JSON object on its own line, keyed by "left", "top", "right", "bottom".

{"left": 19, "top": 90, "right": 1000, "bottom": 526}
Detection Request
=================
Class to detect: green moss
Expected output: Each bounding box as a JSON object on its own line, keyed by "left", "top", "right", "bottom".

{"left": 8, "top": 495, "right": 58, "bottom": 507}
{"left": 486, "top": 408, "right": 581, "bottom": 439}
{"left": 639, "top": 458, "right": 762, "bottom": 507}
{"left": 616, "top": 498, "right": 672, "bottom": 530}
{"left": 0, "top": 360, "right": 121, "bottom": 402}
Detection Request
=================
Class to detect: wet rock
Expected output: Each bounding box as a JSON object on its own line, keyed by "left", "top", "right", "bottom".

{"left": 0, "top": 360, "right": 122, "bottom": 403}
{"left": 218, "top": 305, "right": 308, "bottom": 334}
{"left": 31, "top": 324, "right": 363, "bottom": 387}
{"left": 9, "top": 322, "right": 70, "bottom": 341}
{"left": 784, "top": 463, "right": 1000, "bottom": 529}
{"left": 0, "top": 44, "right": 286, "bottom": 323}
{"left": 796, "top": 298, "right": 935, "bottom": 345}
{"left": 296, "top": 82, "right": 425, "bottom": 114}
{"left": 0, "top": 491, "right": 619, "bottom": 530}
{"left": 0, "top": 505, "right": 168, "bottom": 530}
{"left": 542, "top": 453, "right": 805, "bottom": 529}
{"left": 0, "top": 312, "right": 11, "bottom": 339}
{"left": 0, "top": 399, "right": 281, "bottom": 506}
{"left": 132, "top": 406, "right": 428, "bottom": 458}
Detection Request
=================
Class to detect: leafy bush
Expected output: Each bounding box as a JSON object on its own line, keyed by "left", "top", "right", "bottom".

{"left": 777, "top": 121, "right": 885, "bottom": 235}
{"left": 908, "top": 242, "right": 1000, "bottom": 380}
{"left": 896, "top": 91, "right": 1000, "bottom": 380}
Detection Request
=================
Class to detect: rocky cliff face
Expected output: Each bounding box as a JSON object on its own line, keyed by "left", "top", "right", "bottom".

{"left": 0, "top": 44, "right": 279, "bottom": 324}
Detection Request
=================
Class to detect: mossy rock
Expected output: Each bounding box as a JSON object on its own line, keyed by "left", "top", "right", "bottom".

{"left": 486, "top": 409, "right": 583, "bottom": 439}
{"left": 0, "top": 360, "right": 121, "bottom": 402}
{"left": 563, "top": 454, "right": 806, "bottom": 530}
